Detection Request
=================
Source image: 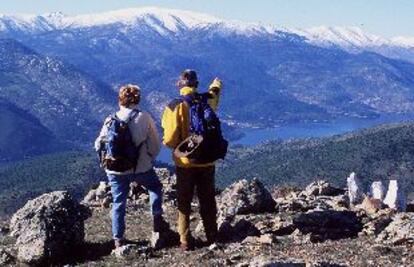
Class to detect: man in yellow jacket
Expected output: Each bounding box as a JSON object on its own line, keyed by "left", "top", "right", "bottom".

{"left": 162, "top": 69, "right": 222, "bottom": 250}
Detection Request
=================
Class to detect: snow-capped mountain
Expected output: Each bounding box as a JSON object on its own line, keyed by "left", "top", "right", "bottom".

{"left": 0, "top": 7, "right": 413, "bottom": 49}
{"left": 293, "top": 26, "right": 390, "bottom": 49}
{"left": 2, "top": 6, "right": 414, "bottom": 160}
{"left": 0, "top": 7, "right": 283, "bottom": 37}
{"left": 292, "top": 26, "right": 414, "bottom": 63}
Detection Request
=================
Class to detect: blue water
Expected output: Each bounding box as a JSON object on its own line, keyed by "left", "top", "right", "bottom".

{"left": 236, "top": 115, "right": 414, "bottom": 146}
{"left": 158, "top": 114, "right": 414, "bottom": 163}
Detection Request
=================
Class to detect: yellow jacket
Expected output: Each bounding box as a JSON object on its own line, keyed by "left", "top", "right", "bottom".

{"left": 161, "top": 79, "right": 222, "bottom": 168}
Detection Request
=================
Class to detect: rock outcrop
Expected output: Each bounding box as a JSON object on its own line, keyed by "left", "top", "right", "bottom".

{"left": 292, "top": 210, "right": 363, "bottom": 241}
{"left": 218, "top": 178, "right": 276, "bottom": 216}
{"left": 274, "top": 182, "right": 348, "bottom": 213}
{"left": 376, "top": 213, "right": 414, "bottom": 245}
{"left": 209, "top": 178, "right": 275, "bottom": 240}
{"left": 10, "top": 191, "right": 90, "bottom": 265}
{"left": 82, "top": 168, "right": 177, "bottom": 208}
{"left": 3, "top": 170, "right": 414, "bottom": 266}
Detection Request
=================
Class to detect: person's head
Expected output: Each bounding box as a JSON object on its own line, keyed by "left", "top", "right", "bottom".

{"left": 118, "top": 84, "right": 141, "bottom": 107}
{"left": 176, "top": 69, "right": 199, "bottom": 88}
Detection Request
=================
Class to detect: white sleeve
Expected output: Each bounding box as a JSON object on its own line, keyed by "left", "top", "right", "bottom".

{"left": 94, "top": 117, "right": 110, "bottom": 151}
{"left": 145, "top": 114, "right": 161, "bottom": 160}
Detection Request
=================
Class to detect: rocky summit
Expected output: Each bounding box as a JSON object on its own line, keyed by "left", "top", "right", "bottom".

{"left": 0, "top": 169, "right": 413, "bottom": 266}
{"left": 8, "top": 191, "right": 91, "bottom": 265}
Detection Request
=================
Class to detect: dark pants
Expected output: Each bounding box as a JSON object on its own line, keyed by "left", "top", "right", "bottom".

{"left": 176, "top": 166, "right": 218, "bottom": 244}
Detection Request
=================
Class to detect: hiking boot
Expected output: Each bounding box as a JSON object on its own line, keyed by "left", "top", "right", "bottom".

{"left": 151, "top": 231, "right": 166, "bottom": 250}
{"left": 153, "top": 215, "right": 170, "bottom": 233}
{"left": 206, "top": 234, "right": 217, "bottom": 246}
{"left": 180, "top": 241, "right": 194, "bottom": 252}
{"left": 114, "top": 238, "right": 126, "bottom": 248}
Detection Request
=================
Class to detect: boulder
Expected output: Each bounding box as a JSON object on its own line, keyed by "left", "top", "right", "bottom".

{"left": 275, "top": 193, "right": 349, "bottom": 213}
{"left": 157, "top": 168, "right": 177, "bottom": 204}
{"left": 370, "top": 181, "right": 385, "bottom": 200}
{"left": 82, "top": 168, "right": 176, "bottom": 208}
{"left": 347, "top": 172, "right": 363, "bottom": 205}
{"left": 82, "top": 181, "right": 112, "bottom": 207}
{"left": 218, "top": 178, "right": 276, "bottom": 217}
{"left": 360, "top": 209, "right": 394, "bottom": 236}
{"left": 254, "top": 215, "right": 295, "bottom": 236}
{"left": 214, "top": 216, "right": 261, "bottom": 242}
{"left": 300, "top": 180, "right": 344, "bottom": 197}
{"left": 292, "top": 210, "right": 363, "bottom": 242}
{"left": 10, "top": 191, "right": 90, "bottom": 265}
{"left": 212, "top": 178, "right": 275, "bottom": 240}
{"left": 357, "top": 196, "right": 384, "bottom": 215}
{"left": 383, "top": 180, "right": 406, "bottom": 211}
{"left": 376, "top": 213, "right": 414, "bottom": 245}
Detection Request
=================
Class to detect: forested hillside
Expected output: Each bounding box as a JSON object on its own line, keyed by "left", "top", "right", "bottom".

{"left": 2, "top": 122, "right": 414, "bottom": 218}
{"left": 0, "top": 151, "right": 104, "bottom": 217}
{"left": 218, "top": 123, "right": 414, "bottom": 193}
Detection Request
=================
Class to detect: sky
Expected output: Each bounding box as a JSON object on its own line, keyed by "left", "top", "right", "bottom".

{"left": 0, "top": 0, "right": 412, "bottom": 38}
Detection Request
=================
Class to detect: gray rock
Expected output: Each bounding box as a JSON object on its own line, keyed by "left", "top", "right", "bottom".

{"left": 370, "top": 181, "right": 385, "bottom": 201}
{"left": 356, "top": 196, "right": 384, "bottom": 215}
{"left": 82, "top": 189, "right": 97, "bottom": 203}
{"left": 292, "top": 210, "right": 363, "bottom": 242}
{"left": 0, "top": 248, "right": 14, "bottom": 265}
{"left": 361, "top": 209, "right": 394, "bottom": 236}
{"left": 95, "top": 181, "right": 109, "bottom": 199}
{"left": 218, "top": 178, "right": 276, "bottom": 216}
{"left": 383, "top": 180, "right": 407, "bottom": 211}
{"left": 376, "top": 213, "right": 414, "bottom": 244}
{"left": 347, "top": 172, "right": 363, "bottom": 205}
{"left": 10, "top": 191, "right": 91, "bottom": 265}
{"left": 247, "top": 256, "right": 306, "bottom": 267}
{"left": 82, "top": 168, "right": 175, "bottom": 208}
{"left": 275, "top": 194, "right": 349, "bottom": 213}
{"left": 301, "top": 180, "right": 344, "bottom": 197}
{"left": 254, "top": 216, "right": 295, "bottom": 236}
{"left": 111, "top": 244, "right": 151, "bottom": 259}
{"left": 82, "top": 181, "right": 112, "bottom": 207}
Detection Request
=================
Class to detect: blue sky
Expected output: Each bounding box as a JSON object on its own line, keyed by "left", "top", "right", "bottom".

{"left": 0, "top": 0, "right": 412, "bottom": 38}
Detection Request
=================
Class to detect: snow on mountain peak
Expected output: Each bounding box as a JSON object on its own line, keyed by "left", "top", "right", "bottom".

{"left": 0, "top": 6, "right": 413, "bottom": 49}
{"left": 63, "top": 7, "right": 223, "bottom": 31}
{"left": 391, "top": 36, "right": 414, "bottom": 48}
{"left": 0, "top": 7, "right": 281, "bottom": 36}
{"left": 292, "top": 26, "right": 390, "bottom": 49}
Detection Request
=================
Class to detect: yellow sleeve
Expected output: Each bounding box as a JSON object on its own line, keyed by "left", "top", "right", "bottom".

{"left": 207, "top": 78, "right": 223, "bottom": 111}
{"left": 161, "top": 104, "right": 180, "bottom": 149}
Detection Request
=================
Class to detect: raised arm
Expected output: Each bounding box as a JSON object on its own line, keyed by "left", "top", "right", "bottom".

{"left": 207, "top": 78, "right": 223, "bottom": 111}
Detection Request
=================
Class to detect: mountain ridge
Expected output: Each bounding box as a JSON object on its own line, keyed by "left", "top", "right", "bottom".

{"left": 1, "top": 7, "right": 413, "bottom": 52}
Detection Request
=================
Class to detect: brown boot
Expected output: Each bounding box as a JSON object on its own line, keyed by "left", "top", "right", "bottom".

{"left": 180, "top": 241, "right": 194, "bottom": 251}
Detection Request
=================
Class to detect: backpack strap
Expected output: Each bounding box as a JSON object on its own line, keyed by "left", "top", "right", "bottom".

{"left": 182, "top": 93, "right": 210, "bottom": 105}
{"left": 127, "top": 109, "right": 140, "bottom": 123}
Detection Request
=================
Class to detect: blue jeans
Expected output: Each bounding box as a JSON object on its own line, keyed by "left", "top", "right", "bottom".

{"left": 107, "top": 168, "right": 163, "bottom": 239}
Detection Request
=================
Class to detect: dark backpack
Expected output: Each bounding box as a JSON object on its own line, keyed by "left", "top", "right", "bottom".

{"left": 98, "top": 110, "right": 142, "bottom": 172}
{"left": 174, "top": 93, "right": 228, "bottom": 164}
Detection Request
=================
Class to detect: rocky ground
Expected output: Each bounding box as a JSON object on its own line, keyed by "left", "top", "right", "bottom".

{"left": 0, "top": 169, "right": 413, "bottom": 266}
